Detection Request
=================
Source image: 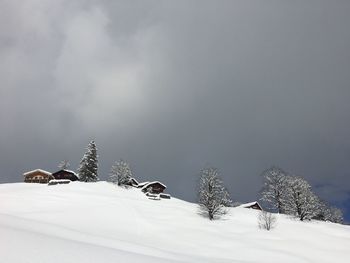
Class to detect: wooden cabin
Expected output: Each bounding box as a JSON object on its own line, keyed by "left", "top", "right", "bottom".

{"left": 24, "top": 169, "right": 53, "bottom": 183}
{"left": 238, "top": 201, "right": 263, "bottom": 211}
{"left": 52, "top": 169, "right": 79, "bottom": 181}
{"left": 141, "top": 181, "right": 166, "bottom": 194}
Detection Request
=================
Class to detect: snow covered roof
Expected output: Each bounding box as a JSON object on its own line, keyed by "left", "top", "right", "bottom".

{"left": 129, "top": 177, "right": 139, "bottom": 184}
{"left": 64, "top": 169, "right": 77, "bottom": 175}
{"left": 141, "top": 181, "right": 167, "bottom": 190}
{"left": 52, "top": 169, "right": 78, "bottom": 175}
{"left": 238, "top": 201, "right": 262, "bottom": 209}
{"left": 137, "top": 181, "right": 150, "bottom": 187}
{"left": 23, "top": 169, "right": 52, "bottom": 176}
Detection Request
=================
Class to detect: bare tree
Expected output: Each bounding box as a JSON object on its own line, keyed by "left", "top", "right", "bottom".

{"left": 329, "top": 207, "right": 344, "bottom": 224}
{"left": 313, "top": 199, "right": 333, "bottom": 221}
{"left": 260, "top": 166, "right": 288, "bottom": 213}
{"left": 258, "top": 210, "right": 277, "bottom": 231}
{"left": 313, "top": 200, "right": 344, "bottom": 224}
{"left": 58, "top": 160, "right": 70, "bottom": 170}
{"left": 110, "top": 159, "right": 133, "bottom": 186}
{"left": 198, "top": 167, "right": 231, "bottom": 220}
{"left": 283, "top": 176, "right": 320, "bottom": 221}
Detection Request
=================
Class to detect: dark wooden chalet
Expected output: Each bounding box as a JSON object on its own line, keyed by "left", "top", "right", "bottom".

{"left": 51, "top": 169, "right": 79, "bottom": 181}
{"left": 24, "top": 169, "right": 53, "bottom": 184}
{"left": 239, "top": 201, "right": 263, "bottom": 211}
{"left": 141, "top": 181, "right": 166, "bottom": 194}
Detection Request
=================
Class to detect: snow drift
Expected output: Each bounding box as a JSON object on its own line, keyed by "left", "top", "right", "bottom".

{"left": 0, "top": 182, "right": 349, "bottom": 263}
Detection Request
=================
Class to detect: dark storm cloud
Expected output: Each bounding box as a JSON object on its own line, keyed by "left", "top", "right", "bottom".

{"left": 1, "top": 0, "right": 349, "bottom": 216}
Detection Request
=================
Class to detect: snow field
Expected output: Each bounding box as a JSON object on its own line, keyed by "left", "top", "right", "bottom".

{"left": 0, "top": 182, "right": 349, "bottom": 263}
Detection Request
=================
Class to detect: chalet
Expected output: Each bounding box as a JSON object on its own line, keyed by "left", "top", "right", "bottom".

{"left": 141, "top": 181, "right": 166, "bottom": 194}
{"left": 52, "top": 169, "right": 79, "bottom": 181}
{"left": 24, "top": 169, "right": 53, "bottom": 184}
{"left": 238, "top": 201, "right": 263, "bottom": 211}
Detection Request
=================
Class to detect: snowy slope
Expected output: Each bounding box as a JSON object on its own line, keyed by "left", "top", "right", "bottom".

{"left": 0, "top": 182, "right": 349, "bottom": 263}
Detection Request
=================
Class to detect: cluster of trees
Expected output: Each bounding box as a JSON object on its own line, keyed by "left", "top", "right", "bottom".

{"left": 74, "top": 141, "right": 344, "bottom": 224}
{"left": 260, "top": 166, "right": 343, "bottom": 223}
{"left": 76, "top": 141, "right": 134, "bottom": 186}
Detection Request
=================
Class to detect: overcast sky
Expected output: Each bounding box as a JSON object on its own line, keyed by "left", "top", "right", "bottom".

{"left": 1, "top": 0, "right": 349, "bottom": 220}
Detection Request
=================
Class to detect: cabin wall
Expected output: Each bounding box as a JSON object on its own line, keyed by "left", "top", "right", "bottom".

{"left": 249, "top": 204, "right": 262, "bottom": 210}
{"left": 52, "top": 171, "right": 78, "bottom": 181}
{"left": 24, "top": 172, "right": 52, "bottom": 183}
{"left": 144, "top": 183, "right": 166, "bottom": 194}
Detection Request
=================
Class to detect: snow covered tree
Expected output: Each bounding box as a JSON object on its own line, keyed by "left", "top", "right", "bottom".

{"left": 313, "top": 199, "right": 332, "bottom": 221}
{"left": 58, "top": 160, "right": 70, "bottom": 170}
{"left": 78, "top": 140, "right": 98, "bottom": 182}
{"left": 109, "top": 159, "right": 133, "bottom": 186}
{"left": 329, "top": 207, "right": 344, "bottom": 224}
{"left": 313, "top": 200, "right": 344, "bottom": 224}
{"left": 258, "top": 210, "right": 277, "bottom": 231}
{"left": 283, "top": 176, "right": 320, "bottom": 221}
{"left": 260, "top": 166, "right": 288, "bottom": 213}
{"left": 198, "top": 167, "right": 231, "bottom": 220}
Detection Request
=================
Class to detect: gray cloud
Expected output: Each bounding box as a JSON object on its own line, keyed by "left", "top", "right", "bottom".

{"left": 1, "top": 1, "right": 349, "bottom": 215}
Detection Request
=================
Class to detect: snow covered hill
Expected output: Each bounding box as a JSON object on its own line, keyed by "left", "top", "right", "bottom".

{"left": 0, "top": 182, "right": 349, "bottom": 263}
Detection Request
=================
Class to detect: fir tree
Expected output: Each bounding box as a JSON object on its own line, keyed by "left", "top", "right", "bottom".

{"left": 198, "top": 167, "right": 231, "bottom": 220}
{"left": 78, "top": 140, "right": 98, "bottom": 182}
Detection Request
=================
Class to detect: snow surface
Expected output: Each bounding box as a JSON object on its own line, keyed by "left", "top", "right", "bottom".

{"left": 0, "top": 182, "right": 349, "bottom": 263}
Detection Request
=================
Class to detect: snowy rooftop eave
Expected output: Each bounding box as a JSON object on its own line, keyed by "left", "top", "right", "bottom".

{"left": 141, "top": 181, "right": 167, "bottom": 190}
{"left": 60, "top": 169, "right": 78, "bottom": 176}
{"left": 130, "top": 177, "right": 139, "bottom": 184}
{"left": 137, "top": 181, "right": 150, "bottom": 187}
{"left": 23, "top": 169, "right": 52, "bottom": 176}
{"left": 238, "top": 201, "right": 261, "bottom": 208}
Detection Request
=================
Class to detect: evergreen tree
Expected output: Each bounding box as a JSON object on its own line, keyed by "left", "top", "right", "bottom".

{"left": 260, "top": 166, "right": 288, "bottom": 213}
{"left": 78, "top": 140, "right": 98, "bottom": 182}
{"left": 198, "top": 167, "right": 231, "bottom": 220}
{"left": 109, "top": 159, "right": 132, "bottom": 186}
